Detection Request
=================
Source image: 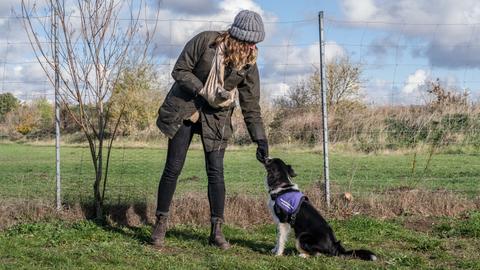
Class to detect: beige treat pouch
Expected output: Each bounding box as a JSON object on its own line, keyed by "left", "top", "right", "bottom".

{"left": 198, "top": 43, "right": 238, "bottom": 109}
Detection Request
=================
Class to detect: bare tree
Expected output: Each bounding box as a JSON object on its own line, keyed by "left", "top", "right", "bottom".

{"left": 273, "top": 81, "right": 313, "bottom": 109}
{"left": 326, "top": 56, "right": 362, "bottom": 112}
{"left": 274, "top": 56, "right": 363, "bottom": 113}
{"left": 21, "top": 0, "right": 158, "bottom": 219}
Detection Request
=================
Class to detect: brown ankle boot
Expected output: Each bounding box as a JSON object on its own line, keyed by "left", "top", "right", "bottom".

{"left": 151, "top": 215, "right": 168, "bottom": 248}
{"left": 209, "top": 217, "right": 231, "bottom": 250}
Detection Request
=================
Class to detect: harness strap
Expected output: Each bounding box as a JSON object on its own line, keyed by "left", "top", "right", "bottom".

{"left": 271, "top": 191, "right": 308, "bottom": 226}
{"left": 269, "top": 186, "right": 296, "bottom": 200}
{"left": 288, "top": 196, "right": 307, "bottom": 226}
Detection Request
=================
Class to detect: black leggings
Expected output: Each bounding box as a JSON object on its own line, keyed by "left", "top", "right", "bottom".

{"left": 156, "top": 120, "right": 226, "bottom": 219}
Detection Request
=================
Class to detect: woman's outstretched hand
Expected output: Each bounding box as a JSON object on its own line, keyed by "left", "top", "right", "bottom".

{"left": 216, "top": 86, "right": 231, "bottom": 100}
{"left": 256, "top": 140, "right": 269, "bottom": 163}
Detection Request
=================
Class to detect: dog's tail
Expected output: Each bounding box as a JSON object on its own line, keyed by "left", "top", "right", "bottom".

{"left": 299, "top": 235, "right": 377, "bottom": 261}
{"left": 336, "top": 241, "right": 377, "bottom": 261}
{"left": 297, "top": 233, "right": 377, "bottom": 261}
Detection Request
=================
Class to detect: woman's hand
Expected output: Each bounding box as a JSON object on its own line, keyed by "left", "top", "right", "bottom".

{"left": 256, "top": 139, "right": 269, "bottom": 163}
{"left": 216, "top": 86, "right": 231, "bottom": 101}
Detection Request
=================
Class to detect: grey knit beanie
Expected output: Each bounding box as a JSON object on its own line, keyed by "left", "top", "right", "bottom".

{"left": 229, "top": 10, "right": 265, "bottom": 43}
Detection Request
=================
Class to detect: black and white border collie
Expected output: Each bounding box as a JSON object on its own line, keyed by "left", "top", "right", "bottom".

{"left": 264, "top": 157, "right": 377, "bottom": 261}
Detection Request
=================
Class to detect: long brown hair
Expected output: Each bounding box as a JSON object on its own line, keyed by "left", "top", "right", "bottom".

{"left": 214, "top": 32, "right": 257, "bottom": 70}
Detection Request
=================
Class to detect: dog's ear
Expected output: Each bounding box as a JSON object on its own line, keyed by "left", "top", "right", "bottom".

{"left": 286, "top": 165, "right": 297, "bottom": 177}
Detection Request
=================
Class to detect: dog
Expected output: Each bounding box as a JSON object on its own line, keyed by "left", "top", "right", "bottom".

{"left": 264, "top": 157, "right": 377, "bottom": 261}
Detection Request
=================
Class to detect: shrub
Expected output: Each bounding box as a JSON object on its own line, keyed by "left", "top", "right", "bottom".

{"left": 9, "top": 104, "right": 41, "bottom": 136}
{"left": 441, "top": 113, "right": 469, "bottom": 132}
{"left": 0, "top": 93, "right": 19, "bottom": 121}
{"left": 31, "top": 98, "right": 54, "bottom": 137}
{"left": 1, "top": 98, "right": 55, "bottom": 139}
{"left": 384, "top": 117, "right": 428, "bottom": 148}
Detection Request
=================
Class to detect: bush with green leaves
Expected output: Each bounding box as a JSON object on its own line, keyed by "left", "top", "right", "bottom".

{"left": 0, "top": 93, "right": 20, "bottom": 121}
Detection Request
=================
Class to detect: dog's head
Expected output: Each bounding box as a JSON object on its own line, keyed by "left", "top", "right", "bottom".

{"left": 264, "top": 157, "right": 297, "bottom": 191}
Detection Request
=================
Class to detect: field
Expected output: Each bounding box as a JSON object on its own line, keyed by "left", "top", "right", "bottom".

{"left": 1, "top": 215, "right": 480, "bottom": 269}
{"left": 1, "top": 143, "right": 480, "bottom": 269}
{"left": 1, "top": 143, "right": 480, "bottom": 201}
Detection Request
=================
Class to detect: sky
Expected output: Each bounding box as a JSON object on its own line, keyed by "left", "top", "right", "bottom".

{"left": 1, "top": 0, "right": 480, "bottom": 105}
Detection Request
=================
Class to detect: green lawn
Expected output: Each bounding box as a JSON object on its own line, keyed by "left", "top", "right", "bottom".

{"left": 0, "top": 143, "right": 479, "bottom": 203}
{"left": 1, "top": 143, "right": 480, "bottom": 269}
{"left": 1, "top": 214, "right": 480, "bottom": 269}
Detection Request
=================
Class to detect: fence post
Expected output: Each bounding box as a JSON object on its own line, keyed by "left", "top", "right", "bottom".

{"left": 53, "top": 4, "right": 61, "bottom": 211}
{"left": 318, "top": 11, "right": 330, "bottom": 208}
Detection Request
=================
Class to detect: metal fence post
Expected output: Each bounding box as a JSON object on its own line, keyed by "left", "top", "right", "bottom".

{"left": 318, "top": 11, "right": 330, "bottom": 208}
{"left": 53, "top": 4, "right": 61, "bottom": 211}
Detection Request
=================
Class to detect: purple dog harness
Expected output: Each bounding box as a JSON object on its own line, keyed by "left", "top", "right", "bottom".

{"left": 275, "top": 191, "right": 304, "bottom": 214}
{"left": 273, "top": 190, "right": 306, "bottom": 225}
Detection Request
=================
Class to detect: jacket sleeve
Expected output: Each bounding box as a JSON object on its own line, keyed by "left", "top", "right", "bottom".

{"left": 171, "top": 32, "right": 209, "bottom": 96}
{"left": 238, "top": 63, "right": 267, "bottom": 142}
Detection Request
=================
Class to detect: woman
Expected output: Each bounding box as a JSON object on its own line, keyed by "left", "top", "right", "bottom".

{"left": 151, "top": 10, "right": 269, "bottom": 250}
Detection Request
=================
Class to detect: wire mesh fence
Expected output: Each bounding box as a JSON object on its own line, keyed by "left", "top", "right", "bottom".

{"left": 1, "top": 5, "right": 479, "bottom": 212}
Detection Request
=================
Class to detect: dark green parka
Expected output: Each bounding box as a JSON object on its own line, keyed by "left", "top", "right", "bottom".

{"left": 156, "top": 31, "right": 266, "bottom": 152}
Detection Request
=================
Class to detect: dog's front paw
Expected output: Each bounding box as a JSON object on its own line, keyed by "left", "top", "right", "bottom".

{"left": 298, "top": 253, "right": 309, "bottom": 258}
{"left": 271, "top": 247, "right": 284, "bottom": 256}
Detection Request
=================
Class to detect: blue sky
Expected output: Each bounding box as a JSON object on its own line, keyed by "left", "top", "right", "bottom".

{"left": 1, "top": 0, "right": 479, "bottom": 104}
{"left": 259, "top": 0, "right": 341, "bottom": 21}
{"left": 254, "top": 0, "right": 480, "bottom": 104}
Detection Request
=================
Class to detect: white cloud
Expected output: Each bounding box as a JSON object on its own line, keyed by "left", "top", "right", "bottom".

{"left": 402, "top": 69, "right": 429, "bottom": 94}
{"left": 262, "top": 41, "right": 345, "bottom": 77}
{"left": 160, "top": 0, "right": 220, "bottom": 15}
{"left": 256, "top": 42, "right": 347, "bottom": 103}
{"left": 362, "top": 69, "right": 469, "bottom": 105}
{"left": 3, "top": 0, "right": 340, "bottom": 103}
{"left": 259, "top": 39, "right": 347, "bottom": 100}
{"left": 363, "top": 70, "right": 436, "bottom": 105}
{"left": 262, "top": 82, "right": 290, "bottom": 101}
{"left": 341, "top": 0, "right": 480, "bottom": 26}
{"left": 362, "top": 79, "right": 391, "bottom": 105}
{"left": 1, "top": 62, "right": 52, "bottom": 101}
{"left": 325, "top": 41, "right": 346, "bottom": 63}
{"left": 0, "top": 0, "right": 17, "bottom": 16}
{"left": 340, "top": 0, "right": 480, "bottom": 68}
{"left": 149, "top": 0, "right": 277, "bottom": 59}
{"left": 218, "top": 0, "right": 264, "bottom": 14}
{"left": 341, "top": 0, "right": 379, "bottom": 21}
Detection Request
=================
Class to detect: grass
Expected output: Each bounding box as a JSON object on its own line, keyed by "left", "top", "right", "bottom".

{"left": 1, "top": 214, "right": 480, "bottom": 269}
{"left": 1, "top": 142, "right": 479, "bottom": 269}
{"left": 0, "top": 143, "right": 479, "bottom": 204}
{"left": 434, "top": 212, "right": 480, "bottom": 238}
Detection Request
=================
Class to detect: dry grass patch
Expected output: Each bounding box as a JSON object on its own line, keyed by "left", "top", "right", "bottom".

{"left": 2, "top": 187, "right": 479, "bottom": 232}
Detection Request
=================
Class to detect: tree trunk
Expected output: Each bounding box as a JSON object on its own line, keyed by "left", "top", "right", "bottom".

{"left": 94, "top": 144, "right": 103, "bottom": 219}
{"left": 94, "top": 167, "right": 103, "bottom": 219}
{"left": 94, "top": 109, "right": 105, "bottom": 220}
